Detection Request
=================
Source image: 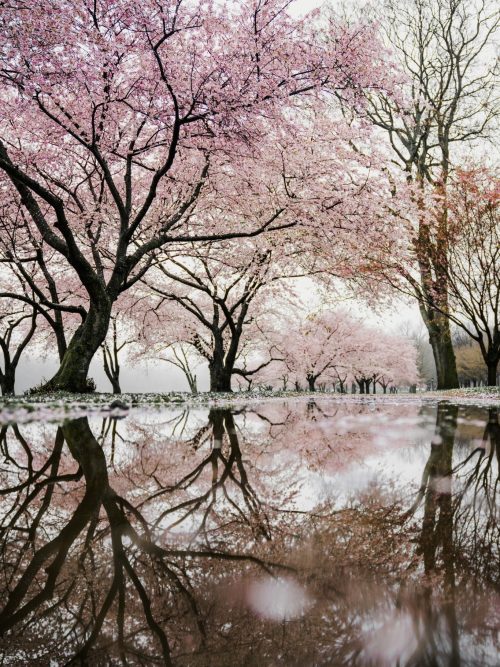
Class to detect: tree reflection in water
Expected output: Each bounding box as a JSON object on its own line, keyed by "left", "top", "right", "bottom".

{"left": 0, "top": 400, "right": 498, "bottom": 665}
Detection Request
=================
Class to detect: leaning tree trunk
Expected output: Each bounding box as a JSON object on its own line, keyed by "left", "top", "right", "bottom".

{"left": 35, "top": 299, "right": 112, "bottom": 393}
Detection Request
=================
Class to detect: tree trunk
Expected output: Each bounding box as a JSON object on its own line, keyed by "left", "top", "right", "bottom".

{"left": 0, "top": 367, "right": 15, "bottom": 395}
{"left": 103, "top": 355, "right": 121, "bottom": 394}
{"left": 357, "top": 379, "right": 365, "bottom": 394}
{"left": 487, "top": 360, "right": 498, "bottom": 387}
{"left": 209, "top": 359, "right": 232, "bottom": 392}
{"left": 34, "top": 299, "right": 112, "bottom": 393}
{"left": 307, "top": 375, "right": 316, "bottom": 392}
{"left": 110, "top": 377, "right": 121, "bottom": 394}
{"left": 420, "top": 295, "right": 459, "bottom": 389}
{"left": 53, "top": 312, "right": 68, "bottom": 362}
{"left": 428, "top": 321, "right": 459, "bottom": 390}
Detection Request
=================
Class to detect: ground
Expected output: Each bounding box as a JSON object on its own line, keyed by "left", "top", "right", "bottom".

{"left": 0, "top": 387, "right": 499, "bottom": 425}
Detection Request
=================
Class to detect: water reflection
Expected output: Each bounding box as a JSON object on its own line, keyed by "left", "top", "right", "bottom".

{"left": 0, "top": 400, "right": 498, "bottom": 665}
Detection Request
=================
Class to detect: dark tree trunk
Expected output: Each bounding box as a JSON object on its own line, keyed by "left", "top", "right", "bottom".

{"left": 487, "top": 360, "right": 498, "bottom": 387}
{"left": 209, "top": 359, "right": 232, "bottom": 392}
{"left": 426, "top": 316, "right": 459, "bottom": 391}
{"left": 35, "top": 299, "right": 112, "bottom": 393}
{"left": 103, "top": 345, "right": 122, "bottom": 395}
{"left": 0, "top": 367, "right": 15, "bottom": 395}
{"left": 357, "top": 379, "right": 365, "bottom": 394}
{"left": 365, "top": 378, "right": 372, "bottom": 394}
{"left": 307, "top": 375, "right": 316, "bottom": 392}
{"left": 48, "top": 311, "right": 67, "bottom": 363}
{"left": 110, "top": 378, "right": 121, "bottom": 394}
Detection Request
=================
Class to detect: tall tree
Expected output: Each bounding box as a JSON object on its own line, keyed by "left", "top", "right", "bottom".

{"left": 360, "top": 0, "right": 499, "bottom": 389}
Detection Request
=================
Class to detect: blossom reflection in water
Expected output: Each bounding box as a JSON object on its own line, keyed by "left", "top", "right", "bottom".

{"left": 0, "top": 399, "right": 498, "bottom": 666}
{"left": 247, "top": 576, "right": 312, "bottom": 620}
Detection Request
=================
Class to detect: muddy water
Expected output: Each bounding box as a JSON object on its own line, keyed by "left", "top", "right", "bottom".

{"left": 0, "top": 399, "right": 498, "bottom": 666}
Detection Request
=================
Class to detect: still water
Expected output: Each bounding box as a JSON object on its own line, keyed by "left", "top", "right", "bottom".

{"left": 0, "top": 398, "right": 498, "bottom": 666}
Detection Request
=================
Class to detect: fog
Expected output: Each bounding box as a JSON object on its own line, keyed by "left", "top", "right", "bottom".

{"left": 15, "top": 356, "right": 211, "bottom": 394}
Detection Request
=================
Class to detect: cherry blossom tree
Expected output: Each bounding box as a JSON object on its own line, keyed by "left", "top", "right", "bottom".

{"left": 133, "top": 102, "right": 407, "bottom": 393}
{"left": 0, "top": 0, "right": 392, "bottom": 392}
{"left": 274, "top": 309, "right": 361, "bottom": 391}
{"left": 159, "top": 343, "right": 203, "bottom": 393}
{"left": 354, "top": 332, "right": 420, "bottom": 394}
{"left": 139, "top": 240, "right": 299, "bottom": 392}
{"left": 262, "top": 307, "right": 419, "bottom": 393}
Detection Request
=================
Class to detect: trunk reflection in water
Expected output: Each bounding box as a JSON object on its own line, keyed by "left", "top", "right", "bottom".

{"left": 0, "top": 400, "right": 498, "bottom": 665}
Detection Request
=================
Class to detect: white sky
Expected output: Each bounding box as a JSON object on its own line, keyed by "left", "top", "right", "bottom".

{"left": 292, "top": 0, "right": 326, "bottom": 13}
